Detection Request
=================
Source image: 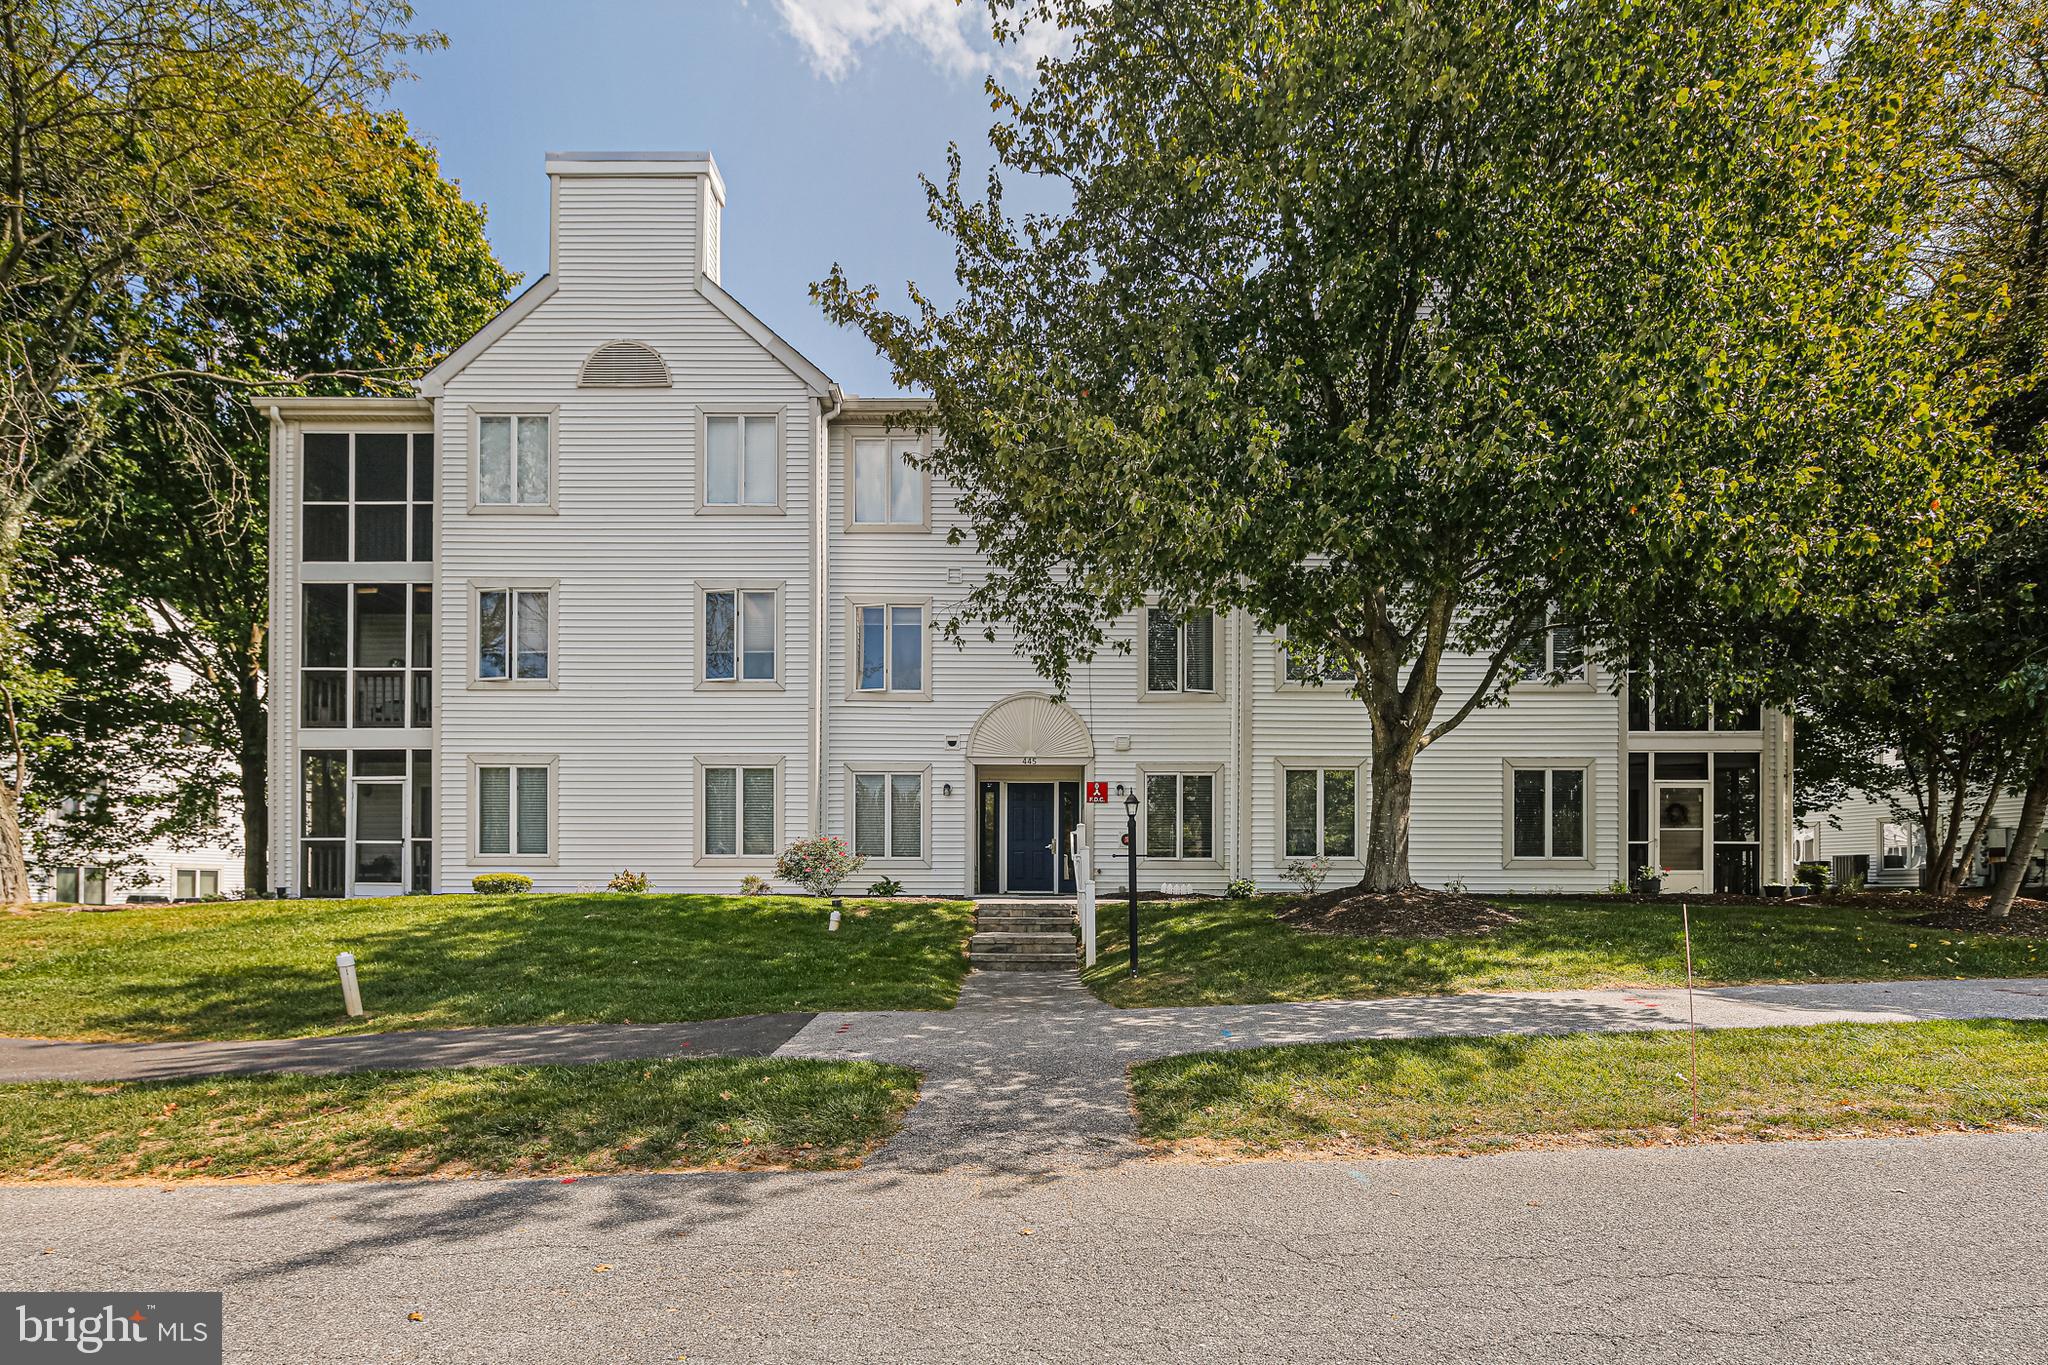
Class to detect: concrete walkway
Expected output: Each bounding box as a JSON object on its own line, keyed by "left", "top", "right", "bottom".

{"left": 5, "top": 974, "right": 2047, "bottom": 1173}
{"left": 775, "top": 973, "right": 2048, "bottom": 1173}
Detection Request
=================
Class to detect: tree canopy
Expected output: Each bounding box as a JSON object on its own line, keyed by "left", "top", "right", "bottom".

{"left": 818, "top": 0, "right": 1999, "bottom": 890}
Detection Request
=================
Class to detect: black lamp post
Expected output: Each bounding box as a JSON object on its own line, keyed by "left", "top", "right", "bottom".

{"left": 1123, "top": 789, "right": 1141, "bottom": 978}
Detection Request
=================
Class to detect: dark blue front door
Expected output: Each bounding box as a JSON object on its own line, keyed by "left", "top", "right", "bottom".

{"left": 1006, "top": 783, "right": 1057, "bottom": 892}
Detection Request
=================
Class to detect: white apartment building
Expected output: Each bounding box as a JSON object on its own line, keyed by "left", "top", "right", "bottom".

{"left": 263, "top": 151, "right": 1796, "bottom": 900}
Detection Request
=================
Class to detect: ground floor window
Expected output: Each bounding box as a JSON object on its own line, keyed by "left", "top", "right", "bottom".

{"left": 303, "top": 748, "right": 434, "bottom": 895}
{"left": 173, "top": 869, "right": 220, "bottom": 900}
{"left": 1283, "top": 767, "right": 1358, "bottom": 858}
{"left": 1508, "top": 765, "right": 1588, "bottom": 861}
{"left": 477, "top": 762, "right": 550, "bottom": 858}
{"left": 1881, "top": 821, "right": 1925, "bottom": 872}
{"left": 1144, "top": 771, "right": 1216, "bottom": 860}
{"left": 852, "top": 771, "right": 922, "bottom": 859}
{"left": 703, "top": 763, "right": 777, "bottom": 857}
{"left": 49, "top": 866, "right": 108, "bottom": 904}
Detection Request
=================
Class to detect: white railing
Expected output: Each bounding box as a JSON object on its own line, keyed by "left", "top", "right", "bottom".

{"left": 1072, "top": 830, "right": 1097, "bottom": 966}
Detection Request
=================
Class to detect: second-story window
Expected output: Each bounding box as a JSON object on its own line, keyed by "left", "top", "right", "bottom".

{"left": 476, "top": 413, "right": 551, "bottom": 507}
{"left": 477, "top": 587, "right": 552, "bottom": 683}
{"left": 704, "top": 587, "right": 777, "bottom": 683}
{"left": 302, "top": 431, "right": 433, "bottom": 562}
{"left": 1145, "top": 608, "right": 1216, "bottom": 694}
{"left": 854, "top": 603, "right": 925, "bottom": 695}
{"left": 851, "top": 436, "right": 924, "bottom": 526}
{"left": 301, "top": 583, "right": 432, "bottom": 728}
{"left": 704, "top": 414, "right": 779, "bottom": 508}
{"left": 1516, "top": 620, "right": 1586, "bottom": 683}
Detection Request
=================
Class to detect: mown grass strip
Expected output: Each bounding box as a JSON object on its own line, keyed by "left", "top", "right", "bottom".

{"left": 0, "top": 1058, "right": 920, "bottom": 1181}
{"left": 1129, "top": 1019, "right": 2048, "bottom": 1157}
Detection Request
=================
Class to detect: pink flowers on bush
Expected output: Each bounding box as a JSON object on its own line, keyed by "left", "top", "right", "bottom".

{"left": 774, "top": 836, "right": 867, "bottom": 898}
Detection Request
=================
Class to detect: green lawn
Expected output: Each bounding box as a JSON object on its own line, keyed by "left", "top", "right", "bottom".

{"left": 1082, "top": 896, "right": 2048, "bottom": 1007}
{"left": 1130, "top": 1019, "right": 2048, "bottom": 1157}
{"left": 0, "top": 1057, "right": 919, "bottom": 1181}
{"left": 0, "top": 894, "right": 972, "bottom": 1041}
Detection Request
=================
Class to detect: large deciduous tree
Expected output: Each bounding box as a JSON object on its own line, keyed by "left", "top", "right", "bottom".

{"left": 0, "top": 0, "right": 436, "bottom": 901}
{"left": 817, "top": 0, "right": 1991, "bottom": 891}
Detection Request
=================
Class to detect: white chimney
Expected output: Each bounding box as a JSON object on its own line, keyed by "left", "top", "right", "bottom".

{"left": 543, "top": 151, "right": 725, "bottom": 287}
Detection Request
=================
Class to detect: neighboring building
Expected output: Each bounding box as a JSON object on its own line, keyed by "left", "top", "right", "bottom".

{"left": 1801, "top": 788, "right": 2046, "bottom": 892}
{"left": 262, "top": 150, "right": 1796, "bottom": 899}
{"left": 35, "top": 835, "right": 246, "bottom": 905}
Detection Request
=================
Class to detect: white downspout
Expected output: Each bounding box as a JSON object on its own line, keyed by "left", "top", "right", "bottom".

{"left": 811, "top": 384, "right": 844, "bottom": 835}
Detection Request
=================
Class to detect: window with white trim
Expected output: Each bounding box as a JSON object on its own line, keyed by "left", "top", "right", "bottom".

{"left": 477, "top": 587, "right": 551, "bottom": 682}
{"left": 704, "top": 414, "right": 779, "bottom": 507}
{"left": 852, "top": 772, "right": 923, "bottom": 859}
{"left": 1145, "top": 772, "right": 1216, "bottom": 859}
{"left": 1510, "top": 766, "right": 1587, "bottom": 860}
{"left": 174, "top": 869, "right": 220, "bottom": 899}
{"left": 50, "top": 866, "right": 109, "bottom": 905}
{"left": 1144, "top": 609, "right": 1216, "bottom": 693}
{"left": 703, "top": 588, "right": 778, "bottom": 683}
{"left": 1515, "top": 620, "right": 1586, "bottom": 682}
{"left": 855, "top": 603, "right": 925, "bottom": 694}
{"left": 704, "top": 765, "right": 777, "bottom": 857}
{"left": 477, "top": 763, "right": 551, "bottom": 857}
{"left": 1881, "top": 821, "right": 1925, "bottom": 871}
{"left": 476, "top": 413, "right": 551, "bottom": 507}
{"left": 1283, "top": 767, "right": 1358, "bottom": 858}
{"left": 851, "top": 436, "right": 923, "bottom": 525}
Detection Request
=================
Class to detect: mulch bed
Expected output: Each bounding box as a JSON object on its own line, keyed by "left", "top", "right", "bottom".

{"left": 1275, "top": 884, "right": 1522, "bottom": 939}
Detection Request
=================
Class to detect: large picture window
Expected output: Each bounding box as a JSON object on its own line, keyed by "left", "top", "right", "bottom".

{"left": 1508, "top": 765, "right": 1588, "bottom": 861}
{"left": 1144, "top": 609, "right": 1216, "bottom": 694}
{"left": 301, "top": 431, "right": 434, "bottom": 563}
{"left": 852, "top": 771, "right": 924, "bottom": 860}
{"left": 1283, "top": 767, "right": 1358, "bottom": 858}
{"left": 1144, "top": 771, "right": 1216, "bottom": 860}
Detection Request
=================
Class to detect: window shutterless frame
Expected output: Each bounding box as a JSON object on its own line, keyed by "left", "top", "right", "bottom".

{"left": 1275, "top": 759, "right": 1365, "bottom": 863}
{"left": 1136, "top": 765, "right": 1224, "bottom": 864}
{"left": 694, "top": 755, "right": 784, "bottom": 865}
{"left": 1500, "top": 759, "right": 1596, "bottom": 869}
{"left": 468, "top": 754, "right": 558, "bottom": 866}
{"left": 696, "top": 406, "right": 788, "bottom": 514}
{"left": 468, "top": 407, "right": 558, "bottom": 513}
{"left": 1138, "top": 604, "right": 1221, "bottom": 701}
{"left": 843, "top": 428, "right": 931, "bottom": 532}
{"left": 1274, "top": 630, "right": 1358, "bottom": 691}
{"left": 1511, "top": 618, "right": 1592, "bottom": 690}
{"left": 845, "top": 597, "right": 933, "bottom": 700}
{"left": 844, "top": 764, "right": 932, "bottom": 867}
{"left": 697, "top": 582, "right": 784, "bottom": 689}
{"left": 468, "top": 579, "right": 560, "bottom": 689}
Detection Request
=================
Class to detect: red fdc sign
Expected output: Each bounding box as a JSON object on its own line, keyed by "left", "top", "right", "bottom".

{"left": 1086, "top": 781, "right": 1109, "bottom": 804}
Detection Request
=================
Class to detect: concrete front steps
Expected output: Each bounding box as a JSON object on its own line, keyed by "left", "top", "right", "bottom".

{"left": 969, "top": 901, "right": 1079, "bottom": 971}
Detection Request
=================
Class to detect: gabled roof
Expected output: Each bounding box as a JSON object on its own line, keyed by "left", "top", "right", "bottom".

{"left": 417, "top": 274, "right": 560, "bottom": 399}
{"left": 698, "top": 277, "right": 834, "bottom": 397}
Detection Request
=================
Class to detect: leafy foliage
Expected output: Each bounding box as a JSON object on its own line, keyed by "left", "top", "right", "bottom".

{"left": 607, "top": 869, "right": 652, "bottom": 893}
{"left": 818, "top": 0, "right": 1997, "bottom": 889}
{"left": 471, "top": 874, "right": 533, "bottom": 895}
{"left": 775, "top": 837, "right": 866, "bottom": 899}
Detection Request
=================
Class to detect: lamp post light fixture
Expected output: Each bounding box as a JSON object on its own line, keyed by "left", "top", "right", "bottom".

{"left": 1123, "top": 789, "right": 1141, "bottom": 979}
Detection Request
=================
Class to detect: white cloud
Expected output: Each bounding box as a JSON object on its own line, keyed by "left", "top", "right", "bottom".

{"left": 771, "top": 0, "right": 1063, "bottom": 81}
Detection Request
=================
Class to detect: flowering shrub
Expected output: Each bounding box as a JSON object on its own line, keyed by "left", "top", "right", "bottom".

{"left": 740, "top": 874, "right": 771, "bottom": 896}
{"left": 1279, "top": 856, "right": 1330, "bottom": 896}
{"left": 607, "top": 869, "right": 651, "bottom": 893}
{"left": 472, "top": 873, "right": 532, "bottom": 895}
{"left": 774, "top": 836, "right": 866, "bottom": 898}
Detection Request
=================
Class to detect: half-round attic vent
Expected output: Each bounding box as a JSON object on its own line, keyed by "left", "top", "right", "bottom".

{"left": 579, "top": 340, "right": 671, "bottom": 388}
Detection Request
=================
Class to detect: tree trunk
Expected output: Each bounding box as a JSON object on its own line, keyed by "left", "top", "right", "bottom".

{"left": 0, "top": 779, "right": 29, "bottom": 906}
{"left": 1987, "top": 755, "right": 2048, "bottom": 920}
{"left": 1362, "top": 740, "right": 1416, "bottom": 891}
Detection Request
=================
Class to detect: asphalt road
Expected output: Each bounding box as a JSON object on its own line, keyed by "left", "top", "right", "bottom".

{"left": 6, "top": 1131, "right": 2043, "bottom": 1363}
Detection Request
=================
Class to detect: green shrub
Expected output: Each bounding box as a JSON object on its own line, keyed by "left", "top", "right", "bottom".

{"left": 775, "top": 836, "right": 865, "bottom": 898}
{"left": 867, "top": 877, "right": 906, "bottom": 897}
{"left": 471, "top": 873, "right": 533, "bottom": 895}
{"left": 1795, "top": 861, "right": 1830, "bottom": 893}
{"left": 1224, "top": 878, "right": 1257, "bottom": 900}
{"left": 740, "top": 874, "right": 771, "bottom": 896}
{"left": 607, "top": 869, "right": 651, "bottom": 893}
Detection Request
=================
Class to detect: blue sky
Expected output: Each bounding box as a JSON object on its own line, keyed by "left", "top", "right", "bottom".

{"left": 396, "top": 1, "right": 1043, "bottom": 395}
